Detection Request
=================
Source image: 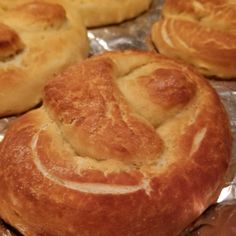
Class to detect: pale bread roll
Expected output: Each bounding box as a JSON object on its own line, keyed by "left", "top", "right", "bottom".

{"left": 0, "top": 0, "right": 153, "bottom": 27}
{"left": 0, "top": 1, "right": 89, "bottom": 116}
{"left": 74, "top": 0, "right": 153, "bottom": 27}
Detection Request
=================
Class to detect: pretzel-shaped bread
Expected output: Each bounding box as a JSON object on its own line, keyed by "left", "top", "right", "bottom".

{"left": 151, "top": 0, "right": 236, "bottom": 79}
{"left": 0, "top": 51, "right": 231, "bottom": 236}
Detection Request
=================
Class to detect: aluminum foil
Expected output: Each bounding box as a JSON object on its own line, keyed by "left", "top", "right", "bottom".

{"left": 0, "top": 0, "right": 235, "bottom": 235}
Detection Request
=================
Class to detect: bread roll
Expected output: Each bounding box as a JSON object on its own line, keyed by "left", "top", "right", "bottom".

{"left": 1, "top": 0, "right": 152, "bottom": 28}
{"left": 151, "top": 0, "right": 236, "bottom": 79}
{"left": 0, "top": 50, "right": 231, "bottom": 236}
{"left": 73, "top": 0, "right": 153, "bottom": 27}
{"left": 0, "top": 1, "right": 89, "bottom": 117}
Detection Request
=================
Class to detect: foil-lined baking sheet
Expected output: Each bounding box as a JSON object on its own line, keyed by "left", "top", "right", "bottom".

{"left": 0, "top": 0, "right": 235, "bottom": 235}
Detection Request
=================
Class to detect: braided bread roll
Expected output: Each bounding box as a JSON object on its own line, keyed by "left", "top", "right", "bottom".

{"left": 0, "top": 1, "right": 89, "bottom": 117}
{"left": 0, "top": 51, "right": 231, "bottom": 236}
{"left": 151, "top": 0, "right": 236, "bottom": 79}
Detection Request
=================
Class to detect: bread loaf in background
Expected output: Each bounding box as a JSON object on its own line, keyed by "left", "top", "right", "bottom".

{"left": 2, "top": 0, "right": 153, "bottom": 28}
{"left": 74, "top": 0, "right": 153, "bottom": 27}
{"left": 151, "top": 0, "right": 236, "bottom": 79}
{"left": 0, "top": 0, "right": 89, "bottom": 117}
{"left": 0, "top": 50, "right": 231, "bottom": 236}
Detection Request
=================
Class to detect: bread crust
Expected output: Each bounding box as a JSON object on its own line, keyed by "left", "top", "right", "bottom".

{"left": 0, "top": 1, "right": 89, "bottom": 116}
{"left": 73, "top": 0, "right": 152, "bottom": 27}
{"left": 151, "top": 0, "right": 236, "bottom": 79}
{"left": 0, "top": 0, "right": 152, "bottom": 28}
{"left": 0, "top": 50, "right": 232, "bottom": 236}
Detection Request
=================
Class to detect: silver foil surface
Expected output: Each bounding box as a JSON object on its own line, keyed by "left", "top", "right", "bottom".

{"left": 0, "top": 0, "right": 235, "bottom": 235}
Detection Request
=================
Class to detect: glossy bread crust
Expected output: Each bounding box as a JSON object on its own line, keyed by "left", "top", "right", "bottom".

{"left": 151, "top": 0, "right": 236, "bottom": 79}
{"left": 0, "top": 51, "right": 232, "bottom": 236}
{"left": 0, "top": 0, "right": 89, "bottom": 117}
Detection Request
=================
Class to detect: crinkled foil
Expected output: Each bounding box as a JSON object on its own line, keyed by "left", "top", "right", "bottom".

{"left": 0, "top": 0, "right": 236, "bottom": 235}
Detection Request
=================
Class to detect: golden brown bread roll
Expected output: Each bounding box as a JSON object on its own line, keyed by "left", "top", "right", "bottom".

{"left": 0, "top": 1, "right": 89, "bottom": 117}
{"left": 0, "top": 50, "right": 232, "bottom": 236}
{"left": 151, "top": 0, "right": 236, "bottom": 79}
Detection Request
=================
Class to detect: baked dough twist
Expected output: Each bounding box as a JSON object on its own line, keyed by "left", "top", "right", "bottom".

{"left": 0, "top": 51, "right": 231, "bottom": 236}
{"left": 0, "top": 1, "right": 89, "bottom": 117}
{"left": 151, "top": 0, "right": 236, "bottom": 79}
